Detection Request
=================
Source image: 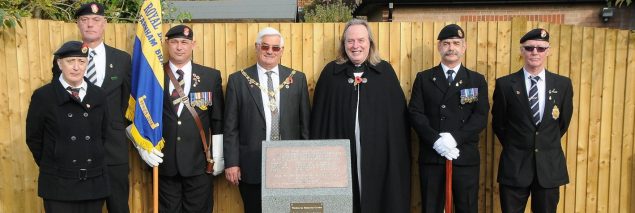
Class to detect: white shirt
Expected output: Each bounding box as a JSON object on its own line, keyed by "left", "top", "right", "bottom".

{"left": 59, "top": 75, "right": 87, "bottom": 102}
{"left": 440, "top": 63, "right": 461, "bottom": 83}
{"left": 523, "top": 68, "right": 546, "bottom": 122}
{"left": 257, "top": 63, "right": 281, "bottom": 141}
{"left": 353, "top": 71, "right": 363, "bottom": 194}
{"left": 86, "top": 42, "right": 106, "bottom": 87}
{"left": 169, "top": 61, "right": 192, "bottom": 116}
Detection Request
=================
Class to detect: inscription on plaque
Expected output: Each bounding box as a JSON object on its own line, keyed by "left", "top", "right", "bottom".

{"left": 265, "top": 146, "right": 349, "bottom": 188}
{"left": 290, "top": 203, "right": 324, "bottom": 213}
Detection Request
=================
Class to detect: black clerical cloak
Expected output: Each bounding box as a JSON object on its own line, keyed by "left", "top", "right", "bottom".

{"left": 310, "top": 60, "right": 411, "bottom": 213}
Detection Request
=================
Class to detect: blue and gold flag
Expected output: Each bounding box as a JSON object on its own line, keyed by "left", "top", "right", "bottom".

{"left": 126, "top": 0, "right": 165, "bottom": 151}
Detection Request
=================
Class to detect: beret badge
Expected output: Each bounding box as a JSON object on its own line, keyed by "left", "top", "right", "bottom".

{"left": 91, "top": 4, "right": 99, "bottom": 14}
{"left": 540, "top": 29, "right": 547, "bottom": 38}
{"left": 184, "top": 28, "right": 190, "bottom": 37}
{"left": 457, "top": 29, "right": 463, "bottom": 38}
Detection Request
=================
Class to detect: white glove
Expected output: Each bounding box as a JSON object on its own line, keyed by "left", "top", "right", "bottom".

{"left": 135, "top": 146, "right": 164, "bottom": 167}
{"left": 433, "top": 136, "right": 450, "bottom": 156}
{"left": 443, "top": 147, "right": 460, "bottom": 160}
{"left": 212, "top": 134, "right": 224, "bottom": 176}
{"left": 439, "top": 132, "right": 457, "bottom": 149}
{"left": 126, "top": 124, "right": 164, "bottom": 167}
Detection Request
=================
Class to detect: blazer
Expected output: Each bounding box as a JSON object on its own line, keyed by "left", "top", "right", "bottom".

{"left": 492, "top": 69, "right": 573, "bottom": 188}
{"left": 224, "top": 64, "right": 310, "bottom": 184}
{"left": 26, "top": 80, "right": 110, "bottom": 201}
{"left": 409, "top": 64, "right": 489, "bottom": 166}
{"left": 52, "top": 44, "right": 132, "bottom": 165}
{"left": 160, "top": 63, "right": 224, "bottom": 177}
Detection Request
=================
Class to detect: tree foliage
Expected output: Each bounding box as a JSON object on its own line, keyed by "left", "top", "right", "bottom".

{"left": 302, "top": 0, "right": 355, "bottom": 23}
{"left": 0, "top": 0, "right": 191, "bottom": 29}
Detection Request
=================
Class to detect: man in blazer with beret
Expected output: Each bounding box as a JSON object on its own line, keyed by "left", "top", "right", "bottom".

{"left": 224, "top": 27, "right": 310, "bottom": 213}
{"left": 492, "top": 28, "right": 573, "bottom": 213}
{"left": 409, "top": 24, "right": 489, "bottom": 213}
{"left": 51, "top": 3, "right": 131, "bottom": 212}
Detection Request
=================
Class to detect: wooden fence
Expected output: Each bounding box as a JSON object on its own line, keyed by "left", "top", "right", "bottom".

{"left": 0, "top": 17, "right": 633, "bottom": 213}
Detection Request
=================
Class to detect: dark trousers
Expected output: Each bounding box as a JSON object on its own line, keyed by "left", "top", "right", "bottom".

{"left": 44, "top": 198, "right": 104, "bottom": 213}
{"left": 420, "top": 163, "right": 479, "bottom": 213}
{"left": 499, "top": 179, "right": 559, "bottom": 213}
{"left": 106, "top": 163, "right": 130, "bottom": 213}
{"left": 239, "top": 182, "right": 261, "bottom": 213}
{"left": 159, "top": 173, "right": 213, "bottom": 213}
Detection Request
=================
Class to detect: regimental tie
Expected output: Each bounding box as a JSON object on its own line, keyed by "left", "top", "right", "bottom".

{"left": 266, "top": 71, "right": 280, "bottom": 141}
{"left": 171, "top": 69, "right": 185, "bottom": 113}
{"left": 66, "top": 86, "right": 80, "bottom": 101}
{"left": 529, "top": 76, "right": 541, "bottom": 125}
{"left": 86, "top": 50, "right": 97, "bottom": 84}
{"left": 446, "top": 69, "right": 455, "bottom": 85}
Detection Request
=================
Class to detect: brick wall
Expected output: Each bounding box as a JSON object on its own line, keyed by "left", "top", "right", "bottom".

{"left": 362, "top": 3, "right": 635, "bottom": 30}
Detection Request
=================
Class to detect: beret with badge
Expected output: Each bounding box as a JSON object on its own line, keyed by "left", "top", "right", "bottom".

{"left": 54, "top": 41, "right": 89, "bottom": 59}
{"left": 437, "top": 24, "right": 465, "bottom": 40}
{"left": 166, "top": 25, "right": 194, "bottom": 40}
{"left": 75, "top": 2, "right": 105, "bottom": 18}
{"left": 520, "top": 28, "right": 549, "bottom": 43}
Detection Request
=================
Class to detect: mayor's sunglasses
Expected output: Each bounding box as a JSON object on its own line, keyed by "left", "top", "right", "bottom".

{"left": 259, "top": 44, "right": 282, "bottom": 52}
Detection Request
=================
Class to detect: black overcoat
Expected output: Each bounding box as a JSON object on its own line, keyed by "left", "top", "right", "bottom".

{"left": 26, "top": 79, "right": 110, "bottom": 201}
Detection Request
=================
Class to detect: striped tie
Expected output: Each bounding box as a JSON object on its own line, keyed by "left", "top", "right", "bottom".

{"left": 86, "top": 50, "right": 97, "bottom": 84}
{"left": 171, "top": 69, "right": 184, "bottom": 113}
{"left": 266, "top": 71, "right": 280, "bottom": 141}
{"left": 529, "top": 76, "right": 541, "bottom": 125}
{"left": 447, "top": 69, "right": 455, "bottom": 85}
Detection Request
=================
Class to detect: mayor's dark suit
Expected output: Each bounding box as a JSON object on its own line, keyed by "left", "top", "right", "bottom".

{"left": 158, "top": 62, "right": 224, "bottom": 212}
{"left": 409, "top": 64, "right": 489, "bottom": 213}
{"left": 224, "top": 64, "right": 310, "bottom": 212}
{"left": 26, "top": 79, "right": 110, "bottom": 202}
{"left": 52, "top": 44, "right": 131, "bottom": 213}
{"left": 492, "top": 69, "right": 573, "bottom": 212}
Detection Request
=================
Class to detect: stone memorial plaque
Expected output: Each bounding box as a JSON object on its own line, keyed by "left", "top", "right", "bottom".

{"left": 262, "top": 140, "right": 352, "bottom": 213}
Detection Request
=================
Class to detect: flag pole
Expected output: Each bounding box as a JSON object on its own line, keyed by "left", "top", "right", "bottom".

{"left": 153, "top": 167, "right": 159, "bottom": 213}
{"left": 445, "top": 159, "right": 452, "bottom": 213}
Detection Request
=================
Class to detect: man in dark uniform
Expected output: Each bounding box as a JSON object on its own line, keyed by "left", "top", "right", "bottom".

{"left": 224, "top": 27, "right": 310, "bottom": 213}
{"left": 409, "top": 24, "right": 489, "bottom": 213}
{"left": 27, "top": 41, "right": 110, "bottom": 213}
{"left": 51, "top": 3, "right": 131, "bottom": 212}
{"left": 492, "top": 28, "right": 573, "bottom": 213}
{"left": 310, "top": 19, "right": 411, "bottom": 213}
{"left": 143, "top": 25, "right": 224, "bottom": 212}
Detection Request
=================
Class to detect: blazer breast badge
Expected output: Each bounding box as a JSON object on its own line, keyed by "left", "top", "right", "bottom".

{"left": 189, "top": 92, "right": 212, "bottom": 110}
{"left": 460, "top": 88, "right": 478, "bottom": 104}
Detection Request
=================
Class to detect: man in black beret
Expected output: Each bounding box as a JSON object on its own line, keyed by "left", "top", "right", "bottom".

{"left": 492, "top": 28, "right": 573, "bottom": 212}
{"left": 144, "top": 24, "right": 224, "bottom": 212}
{"left": 27, "top": 41, "right": 111, "bottom": 213}
{"left": 51, "top": 2, "right": 132, "bottom": 213}
{"left": 409, "top": 23, "right": 489, "bottom": 213}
